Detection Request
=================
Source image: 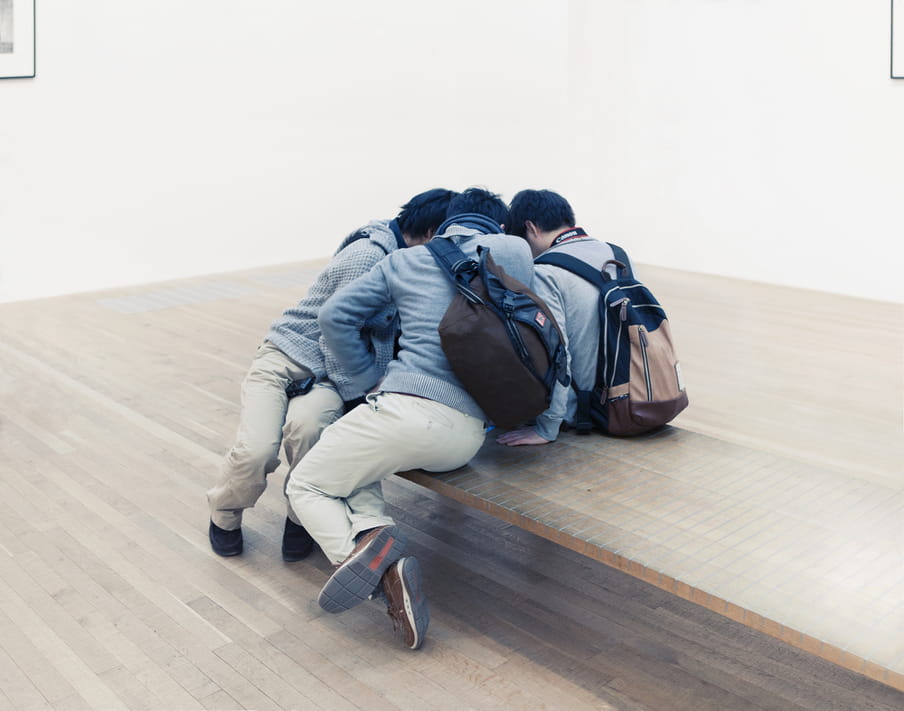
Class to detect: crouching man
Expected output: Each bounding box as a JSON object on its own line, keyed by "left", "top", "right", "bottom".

{"left": 206, "top": 189, "right": 456, "bottom": 558}
{"left": 286, "top": 188, "right": 535, "bottom": 649}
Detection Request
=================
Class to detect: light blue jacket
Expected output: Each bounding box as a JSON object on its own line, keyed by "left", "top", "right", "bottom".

{"left": 319, "top": 225, "right": 535, "bottom": 421}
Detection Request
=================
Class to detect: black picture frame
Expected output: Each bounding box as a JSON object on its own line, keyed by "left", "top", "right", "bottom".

{"left": 0, "top": 0, "right": 35, "bottom": 80}
{"left": 894, "top": 0, "right": 903, "bottom": 78}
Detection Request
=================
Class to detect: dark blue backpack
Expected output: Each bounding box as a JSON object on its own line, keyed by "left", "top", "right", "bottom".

{"left": 535, "top": 243, "right": 688, "bottom": 436}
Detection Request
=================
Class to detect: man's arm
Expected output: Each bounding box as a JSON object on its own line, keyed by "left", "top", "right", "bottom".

{"left": 319, "top": 260, "right": 394, "bottom": 396}
{"left": 495, "top": 426, "right": 553, "bottom": 446}
{"left": 320, "top": 239, "right": 393, "bottom": 396}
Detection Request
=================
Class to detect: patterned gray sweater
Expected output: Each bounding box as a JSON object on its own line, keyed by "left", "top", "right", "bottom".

{"left": 265, "top": 220, "right": 402, "bottom": 401}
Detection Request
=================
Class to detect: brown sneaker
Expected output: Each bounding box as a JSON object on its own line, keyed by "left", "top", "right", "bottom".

{"left": 318, "top": 525, "right": 407, "bottom": 613}
{"left": 381, "top": 556, "right": 429, "bottom": 650}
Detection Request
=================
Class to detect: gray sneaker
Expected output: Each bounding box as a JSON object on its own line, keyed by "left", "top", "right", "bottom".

{"left": 381, "top": 556, "right": 429, "bottom": 650}
{"left": 318, "top": 525, "right": 407, "bottom": 613}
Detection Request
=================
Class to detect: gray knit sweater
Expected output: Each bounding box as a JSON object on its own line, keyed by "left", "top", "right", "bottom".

{"left": 532, "top": 236, "right": 635, "bottom": 440}
{"left": 319, "top": 226, "right": 536, "bottom": 421}
{"left": 265, "top": 220, "right": 402, "bottom": 401}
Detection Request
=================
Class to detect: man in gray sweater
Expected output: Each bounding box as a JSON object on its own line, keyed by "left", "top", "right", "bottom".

{"left": 286, "top": 188, "right": 535, "bottom": 650}
{"left": 497, "top": 189, "right": 635, "bottom": 446}
{"left": 207, "top": 188, "right": 457, "bottom": 560}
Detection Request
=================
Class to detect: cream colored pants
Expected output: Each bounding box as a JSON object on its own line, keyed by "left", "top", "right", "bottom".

{"left": 285, "top": 391, "right": 486, "bottom": 564}
{"left": 207, "top": 342, "right": 344, "bottom": 530}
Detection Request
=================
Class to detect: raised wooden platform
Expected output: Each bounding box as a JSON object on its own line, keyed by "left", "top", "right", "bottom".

{"left": 400, "top": 424, "right": 904, "bottom": 692}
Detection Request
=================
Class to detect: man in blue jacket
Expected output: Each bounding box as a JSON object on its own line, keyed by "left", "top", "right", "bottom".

{"left": 207, "top": 188, "right": 456, "bottom": 560}
{"left": 286, "top": 188, "right": 535, "bottom": 650}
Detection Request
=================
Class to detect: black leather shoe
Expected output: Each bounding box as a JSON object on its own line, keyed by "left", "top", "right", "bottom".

{"left": 282, "top": 517, "right": 314, "bottom": 561}
{"left": 209, "top": 520, "right": 243, "bottom": 557}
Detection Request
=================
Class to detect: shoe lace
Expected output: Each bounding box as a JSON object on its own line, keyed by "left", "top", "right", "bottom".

{"left": 385, "top": 604, "right": 406, "bottom": 636}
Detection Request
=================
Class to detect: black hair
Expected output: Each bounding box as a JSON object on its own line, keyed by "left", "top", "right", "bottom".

{"left": 507, "top": 189, "right": 575, "bottom": 238}
{"left": 396, "top": 188, "right": 458, "bottom": 240}
{"left": 445, "top": 187, "right": 509, "bottom": 228}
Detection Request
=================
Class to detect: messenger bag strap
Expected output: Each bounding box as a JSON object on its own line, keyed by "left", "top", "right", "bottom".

{"left": 425, "top": 239, "right": 484, "bottom": 304}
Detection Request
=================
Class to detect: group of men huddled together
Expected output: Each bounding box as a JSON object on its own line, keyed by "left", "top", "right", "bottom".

{"left": 206, "top": 187, "right": 634, "bottom": 650}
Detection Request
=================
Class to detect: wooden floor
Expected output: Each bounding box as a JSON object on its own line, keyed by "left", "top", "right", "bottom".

{"left": 0, "top": 260, "right": 901, "bottom": 710}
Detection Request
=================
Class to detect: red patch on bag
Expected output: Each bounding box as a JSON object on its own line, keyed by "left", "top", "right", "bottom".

{"left": 535, "top": 311, "right": 547, "bottom": 327}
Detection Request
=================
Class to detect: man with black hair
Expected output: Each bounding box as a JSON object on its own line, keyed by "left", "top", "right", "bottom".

{"left": 497, "top": 188, "right": 636, "bottom": 446}
{"left": 285, "top": 187, "right": 533, "bottom": 650}
{"left": 207, "top": 188, "right": 457, "bottom": 560}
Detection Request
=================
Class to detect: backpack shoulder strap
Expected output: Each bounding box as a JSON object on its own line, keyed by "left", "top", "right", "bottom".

{"left": 533, "top": 251, "right": 609, "bottom": 435}
{"left": 426, "top": 239, "right": 483, "bottom": 303}
{"left": 606, "top": 242, "right": 633, "bottom": 279}
{"left": 340, "top": 228, "right": 391, "bottom": 255}
{"left": 534, "top": 251, "right": 609, "bottom": 289}
{"left": 425, "top": 238, "right": 472, "bottom": 279}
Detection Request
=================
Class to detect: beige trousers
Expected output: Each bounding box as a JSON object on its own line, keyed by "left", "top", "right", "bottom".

{"left": 207, "top": 342, "right": 344, "bottom": 530}
{"left": 285, "top": 391, "right": 486, "bottom": 564}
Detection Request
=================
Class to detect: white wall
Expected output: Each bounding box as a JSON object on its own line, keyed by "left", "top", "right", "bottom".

{"left": 0, "top": 0, "right": 570, "bottom": 302}
{"left": 1, "top": 1, "right": 902, "bottom": 303}
{"left": 564, "top": 0, "right": 904, "bottom": 302}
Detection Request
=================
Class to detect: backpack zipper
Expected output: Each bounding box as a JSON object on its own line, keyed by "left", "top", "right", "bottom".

{"left": 502, "top": 298, "right": 530, "bottom": 362}
{"left": 607, "top": 297, "right": 630, "bottom": 389}
{"left": 639, "top": 326, "right": 652, "bottom": 400}
{"left": 506, "top": 317, "right": 529, "bottom": 362}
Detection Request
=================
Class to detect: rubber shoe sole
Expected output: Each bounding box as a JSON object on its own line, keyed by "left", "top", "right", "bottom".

{"left": 383, "top": 557, "right": 429, "bottom": 650}
{"left": 318, "top": 526, "right": 407, "bottom": 613}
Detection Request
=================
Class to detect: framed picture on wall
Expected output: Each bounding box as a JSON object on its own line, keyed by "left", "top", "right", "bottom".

{"left": 0, "top": 0, "right": 35, "bottom": 79}
{"left": 894, "top": 0, "right": 904, "bottom": 78}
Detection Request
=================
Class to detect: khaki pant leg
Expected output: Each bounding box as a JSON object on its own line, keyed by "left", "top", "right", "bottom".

{"left": 281, "top": 383, "right": 344, "bottom": 524}
{"left": 285, "top": 392, "right": 486, "bottom": 564}
{"left": 207, "top": 343, "right": 311, "bottom": 529}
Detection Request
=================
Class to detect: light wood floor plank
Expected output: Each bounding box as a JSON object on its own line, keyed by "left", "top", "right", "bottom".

{"left": 188, "top": 595, "right": 358, "bottom": 711}
{"left": 0, "top": 576, "right": 125, "bottom": 710}
{"left": 264, "top": 628, "right": 405, "bottom": 711}
{"left": 0, "top": 643, "right": 54, "bottom": 711}
{"left": 21, "top": 532, "right": 205, "bottom": 709}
